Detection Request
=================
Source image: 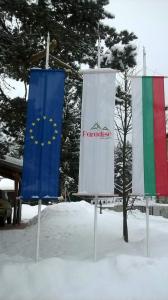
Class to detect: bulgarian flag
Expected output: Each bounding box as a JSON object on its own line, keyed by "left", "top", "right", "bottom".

{"left": 132, "top": 76, "right": 168, "bottom": 196}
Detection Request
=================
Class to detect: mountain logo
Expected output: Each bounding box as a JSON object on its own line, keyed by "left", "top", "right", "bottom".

{"left": 90, "top": 122, "right": 102, "bottom": 130}
{"left": 82, "top": 122, "right": 112, "bottom": 139}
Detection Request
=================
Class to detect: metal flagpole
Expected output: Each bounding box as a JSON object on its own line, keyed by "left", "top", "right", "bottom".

{"left": 35, "top": 33, "right": 50, "bottom": 262}
{"left": 94, "top": 195, "right": 98, "bottom": 261}
{"left": 97, "top": 23, "right": 101, "bottom": 68}
{"left": 143, "top": 46, "right": 150, "bottom": 257}
{"left": 143, "top": 46, "right": 147, "bottom": 76}
{"left": 36, "top": 199, "right": 42, "bottom": 261}
{"left": 93, "top": 22, "right": 101, "bottom": 261}
{"left": 45, "top": 32, "right": 50, "bottom": 69}
{"left": 145, "top": 197, "right": 150, "bottom": 257}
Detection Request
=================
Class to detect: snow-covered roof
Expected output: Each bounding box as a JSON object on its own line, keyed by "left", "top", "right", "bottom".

{"left": 3, "top": 155, "right": 23, "bottom": 167}
{"left": 0, "top": 155, "right": 22, "bottom": 180}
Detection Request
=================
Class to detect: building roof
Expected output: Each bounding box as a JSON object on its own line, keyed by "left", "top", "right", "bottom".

{"left": 0, "top": 156, "right": 23, "bottom": 180}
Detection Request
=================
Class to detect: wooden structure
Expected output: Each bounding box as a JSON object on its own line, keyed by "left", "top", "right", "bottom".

{"left": 0, "top": 156, "right": 22, "bottom": 224}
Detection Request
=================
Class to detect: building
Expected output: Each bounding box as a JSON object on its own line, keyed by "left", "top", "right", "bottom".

{"left": 0, "top": 156, "right": 22, "bottom": 224}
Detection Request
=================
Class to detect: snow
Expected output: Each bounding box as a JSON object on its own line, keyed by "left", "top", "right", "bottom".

{"left": 0, "top": 201, "right": 168, "bottom": 300}
{"left": 0, "top": 178, "right": 14, "bottom": 190}
{"left": 21, "top": 204, "right": 47, "bottom": 222}
{"left": 4, "top": 155, "right": 23, "bottom": 167}
{"left": 1, "top": 77, "right": 25, "bottom": 99}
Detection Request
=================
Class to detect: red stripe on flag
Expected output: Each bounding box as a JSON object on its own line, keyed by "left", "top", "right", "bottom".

{"left": 153, "top": 77, "right": 168, "bottom": 196}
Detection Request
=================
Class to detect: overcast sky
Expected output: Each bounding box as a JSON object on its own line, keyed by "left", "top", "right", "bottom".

{"left": 106, "top": 0, "right": 168, "bottom": 76}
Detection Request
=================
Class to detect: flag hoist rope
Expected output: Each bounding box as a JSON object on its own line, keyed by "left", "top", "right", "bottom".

{"left": 36, "top": 33, "right": 50, "bottom": 262}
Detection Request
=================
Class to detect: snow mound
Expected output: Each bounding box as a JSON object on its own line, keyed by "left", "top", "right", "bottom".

{"left": 28, "top": 201, "right": 92, "bottom": 225}
{"left": 22, "top": 204, "right": 47, "bottom": 223}
{"left": 47, "top": 200, "right": 92, "bottom": 212}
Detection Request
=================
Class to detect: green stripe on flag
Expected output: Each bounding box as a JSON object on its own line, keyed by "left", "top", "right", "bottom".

{"left": 142, "top": 77, "right": 156, "bottom": 195}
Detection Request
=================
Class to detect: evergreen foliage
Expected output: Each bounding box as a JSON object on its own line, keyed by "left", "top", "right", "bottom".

{"left": 61, "top": 77, "right": 82, "bottom": 193}
{"left": 0, "top": 0, "right": 114, "bottom": 82}
{"left": 114, "top": 141, "right": 132, "bottom": 195}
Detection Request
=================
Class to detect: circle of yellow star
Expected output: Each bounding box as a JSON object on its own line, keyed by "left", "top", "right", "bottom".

{"left": 29, "top": 115, "right": 58, "bottom": 146}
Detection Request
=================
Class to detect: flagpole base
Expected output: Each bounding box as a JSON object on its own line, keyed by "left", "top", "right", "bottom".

{"left": 36, "top": 199, "right": 42, "bottom": 262}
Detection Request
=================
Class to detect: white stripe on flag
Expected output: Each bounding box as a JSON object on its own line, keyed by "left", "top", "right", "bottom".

{"left": 78, "top": 69, "right": 116, "bottom": 195}
{"left": 132, "top": 77, "right": 144, "bottom": 195}
{"left": 164, "top": 78, "right": 168, "bottom": 107}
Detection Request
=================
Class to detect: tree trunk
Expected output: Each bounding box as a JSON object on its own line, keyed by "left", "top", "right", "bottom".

{"left": 123, "top": 195, "right": 128, "bottom": 242}
{"left": 122, "top": 71, "right": 129, "bottom": 242}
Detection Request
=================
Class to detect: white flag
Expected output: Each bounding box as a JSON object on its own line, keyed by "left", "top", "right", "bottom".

{"left": 78, "top": 69, "right": 117, "bottom": 195}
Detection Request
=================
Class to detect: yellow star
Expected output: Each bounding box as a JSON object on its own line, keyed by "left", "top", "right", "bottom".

{"left": 48, "top": 141, "right": 51, "bottom": 144}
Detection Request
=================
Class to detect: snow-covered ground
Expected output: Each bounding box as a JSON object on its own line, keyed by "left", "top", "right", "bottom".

{"left": 0, "top": 201, "right": 168, "bottom": 300}
{"left": 22, "top": 204, "right": 47, "bottom": 222}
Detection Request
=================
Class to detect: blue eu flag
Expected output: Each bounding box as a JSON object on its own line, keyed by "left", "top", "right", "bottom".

{"left": 21, "top": 69, "right": 65, "bottom": 200}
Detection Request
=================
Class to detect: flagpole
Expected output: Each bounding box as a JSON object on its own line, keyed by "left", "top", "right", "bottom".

{"left": 93, "top": 21, "right": 101, "bottom": 261}
{"left": 143, "top": 46, "right": 147, "bottom": 76}
{"left": 143, "top": 46, "right": 150, "bottom": 257}
{"left": 145, "top": 196, "right": 150, "bottom": 257}
{"left": 35, "top": 32, "right": 50, "bottom": 262}
{"left": 45, "top": 32, "right": 50, "bottom": 69}
{"left": 94, "top": 195, "right": 98, "bottom": 261}
{"left": 36, "top": 199, "right": 42, "bottom": 262}
{"left": 97, "top": 23, "right": 101, "bottom": 68}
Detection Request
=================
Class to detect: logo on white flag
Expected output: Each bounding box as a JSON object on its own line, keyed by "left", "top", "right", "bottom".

{"left": 82, "top": 122, "right": 112, "bottom": 139}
